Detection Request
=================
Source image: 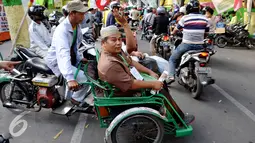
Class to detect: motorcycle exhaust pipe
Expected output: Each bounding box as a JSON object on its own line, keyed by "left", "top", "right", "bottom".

{"left": 2, "top": 101, "right": 18, "bottom": 109}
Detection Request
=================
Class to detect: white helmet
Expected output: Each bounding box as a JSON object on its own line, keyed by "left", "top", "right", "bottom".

{"left": 180, "top": 6, "right": 186, "bottom": 14}
{"left": 109, "top": 1, "right": 121, "bottom": 10}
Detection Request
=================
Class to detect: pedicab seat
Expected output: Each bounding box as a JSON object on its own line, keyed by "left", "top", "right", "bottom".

{"left": 79, "top": 49, "right": 193, "bottom": 138}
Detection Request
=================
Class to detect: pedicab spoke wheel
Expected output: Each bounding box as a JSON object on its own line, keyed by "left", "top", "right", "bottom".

{"left": 111, "top": 114, "right": 164, "bottom": 143}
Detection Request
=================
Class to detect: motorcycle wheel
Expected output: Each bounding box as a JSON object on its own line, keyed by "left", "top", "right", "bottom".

{"left": 0, "top": 82, "right": 27, "bottom": 114}
{"left": 245, "top": 38, "right": 255, "bottom": 49}
{"left": 163, "top": 47, "right": 168, "bottom": 60}
{"left": 191, "top": 76, "right": 203, "bottom": 99}
{"left": 215, "top": 35, "right": 228, "bottom": 48}
{"left": 111, "top": 114, "right": 164, "bottom": 143}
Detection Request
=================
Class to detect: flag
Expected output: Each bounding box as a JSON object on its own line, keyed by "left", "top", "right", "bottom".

{"left": 234, "top": 0, "right": 243, "bottom": 11}
{"left": 96, "top": 0, "right": 110, "bottom": 11}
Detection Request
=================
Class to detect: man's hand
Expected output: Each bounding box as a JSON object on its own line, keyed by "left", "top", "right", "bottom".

{"left": 68, "top": 80, "right": 80, "bottom": 91}
{"left": 149, "top": 71, "right": 159, "bottom": 79}
{"left": 112, "top": 9, "right": 128, "bottom": 26}
{"left": 132, "top": 51, "right": 144, "bottom": 59}
{"left": 152, "top": 81, "right": 163, "bottom": 90}
{"left": 0, "top": 61, "right": 21, "bottom": 71}
{"left": 81, "top": 58, "right": 88, "bottom": 64}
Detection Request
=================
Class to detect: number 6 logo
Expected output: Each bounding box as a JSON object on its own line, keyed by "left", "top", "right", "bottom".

{"left": 9, "top": 111, "right": 30, "bottom": 137}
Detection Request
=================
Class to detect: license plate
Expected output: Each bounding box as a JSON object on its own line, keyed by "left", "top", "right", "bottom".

{"left": 196, "top": 67, "right": 212, "bottom": 74}
{"left": 160, "top": 42, "right": 169, "bottom": 46}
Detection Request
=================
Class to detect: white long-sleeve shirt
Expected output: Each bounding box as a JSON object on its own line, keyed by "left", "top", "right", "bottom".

{"left": 29, "top": 21, "right": 52, "bottom": 57}
{"left": 45, "top": 17, "right": 83, "bottom": 82}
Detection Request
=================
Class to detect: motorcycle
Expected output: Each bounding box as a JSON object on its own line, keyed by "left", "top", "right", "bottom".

{"left": 6, "top": 46, "right": 41, "bottom": 71}
{"left": 48, "top": 11, "right": 63, "bottom": 27}
{"left": 215, "top": 24, "right": 255, "bottom": 49}
{"left": 175, "top": 39, "right": 215, "bottom": 99}
{"left": 0, "top": 43, "right": 95, "bottom": 115}
{"left": 155, "top": 34, "right": 172, "bottom": 60}
{"left": 79, "top": 27, "right": 96, "bottom": 61}
{"left": 143, "top": 24, "right": 153, "bottom": 41}
{"left": 0, "top": 133, "right": 11, "bottom": 143}
{"left": 132, "top": 20, "right": 139, "bottom": 27}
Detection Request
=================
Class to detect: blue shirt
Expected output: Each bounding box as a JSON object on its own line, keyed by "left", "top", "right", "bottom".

{"left": 106, "top": 12, "right": 116, "bottom": 27}
{"left": 45, "top": 17, "right": 82, "bottom": 82}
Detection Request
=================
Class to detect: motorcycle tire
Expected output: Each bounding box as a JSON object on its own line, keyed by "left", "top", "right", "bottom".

{"left": 0, "top": 82, "right": 27, "bottom": 114}
{"left": 191, "top": 76, "right": 203, "bottom": 99}
{"left": 163, "top": 47, "right": 169, "bottom": 60}
{"left": 215, "top": 35, "right": 228, "bottom": 48}
{"left": 245, "top": 38, "right": 255, "bottom": 49}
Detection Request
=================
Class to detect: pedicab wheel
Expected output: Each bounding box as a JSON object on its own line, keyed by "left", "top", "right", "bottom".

{"left": 111, "top": 114, "right": 164, "bottom": 143}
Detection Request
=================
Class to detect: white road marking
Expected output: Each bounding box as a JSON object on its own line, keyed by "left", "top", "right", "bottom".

{"left": 212, "top": 84, "right": 255, "bottom": 122}
{"left": 70, "top": 114, "right": 88, "bottom": 143}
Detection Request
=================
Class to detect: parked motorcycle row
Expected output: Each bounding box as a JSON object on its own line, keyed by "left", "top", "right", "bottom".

{"left": 214, "top": 23, "right": 255, "bottom": 49}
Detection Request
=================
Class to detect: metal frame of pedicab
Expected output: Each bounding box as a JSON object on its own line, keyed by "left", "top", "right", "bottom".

{"left": 77, "top": 50, "right": 193, "bottom": 142}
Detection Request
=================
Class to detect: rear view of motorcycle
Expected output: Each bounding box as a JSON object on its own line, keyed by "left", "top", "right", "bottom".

{"left": 176, "top": 41, "right": 215, "bottom": 99}
{"left": 155, "top": 34, "right": 172, "bottom": 60}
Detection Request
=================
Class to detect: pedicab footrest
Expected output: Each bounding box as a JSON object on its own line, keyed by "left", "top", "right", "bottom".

{"left": 175, "top": 125, "right": 193, "bottom": 137}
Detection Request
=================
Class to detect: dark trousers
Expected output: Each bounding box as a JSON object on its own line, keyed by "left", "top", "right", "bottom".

{"left": 95, "top": 24, "right": 102, "bottom": 40}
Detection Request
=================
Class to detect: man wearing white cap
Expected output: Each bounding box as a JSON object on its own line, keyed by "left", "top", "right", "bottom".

{"left": 45, "top": 0, "right": 93, "bottom": 106}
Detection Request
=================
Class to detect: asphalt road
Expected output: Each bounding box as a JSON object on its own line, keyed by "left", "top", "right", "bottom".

{"left": 0, "top": 34, "right": 255, "bottom": 143}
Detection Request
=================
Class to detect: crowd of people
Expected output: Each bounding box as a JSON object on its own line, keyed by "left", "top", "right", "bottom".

{"left": 1, "top": 0, "right": 243, "bottom": 124}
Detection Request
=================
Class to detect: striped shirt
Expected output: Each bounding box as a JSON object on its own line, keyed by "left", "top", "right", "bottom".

{"left": 177, "top": 13, "right": 210, "bottom": 44}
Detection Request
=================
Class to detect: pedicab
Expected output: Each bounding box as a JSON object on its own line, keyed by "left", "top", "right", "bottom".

{"left": 79, "top": 50, "right": 193, "bottom": 143}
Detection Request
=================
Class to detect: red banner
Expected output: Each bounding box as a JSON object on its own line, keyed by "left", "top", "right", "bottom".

{"left": 0, "top": 0, "right": 10, "bottom": 41}
{"left": 96, "top": 0, "right": 111, "bottom": 11}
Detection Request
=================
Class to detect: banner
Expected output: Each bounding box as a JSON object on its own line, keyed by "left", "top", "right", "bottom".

{"left": 147, "top": 0, "right": 157, "bottom": 8}
{"left": 212, "top": 0, "right": 234, "bottom": 13}
{"left": 0, "top": 1, "right": 10, "bottom": 41}
{"left": 0, "top": 4, "right": 8, "bottom": 33}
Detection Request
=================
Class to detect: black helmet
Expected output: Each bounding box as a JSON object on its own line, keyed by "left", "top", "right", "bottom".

{"left": 202, "top": 6, "right": 214, "bottom": 15}
{"left": 186, "top": 0, "right": 200, "bottom": 14}
{"left": 28, "top": 5, "right": 47, "bottom": 21}
{"left": 147, "top": 7, "right": 153, "bottom": 13}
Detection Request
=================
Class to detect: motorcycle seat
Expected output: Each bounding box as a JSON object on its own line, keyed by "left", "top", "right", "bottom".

{"left": 17, "top": 47, "right": 41, "bottom": 58}
{"left": 26, "top": 57, "right": 53, "bottom": 74}
{"left": 186, "top": 49, "right": 208, "bottom": 54}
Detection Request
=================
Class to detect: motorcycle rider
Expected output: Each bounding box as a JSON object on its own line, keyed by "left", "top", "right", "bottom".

{"left": 130, "top": 6, "right": 140, "bottom": 27}
{"left": 94, "top": 8, "right": 103, "bottom": 38}
{"left": 150, "top": 6, "right": 170, "bottom": 55}
{"left": 106, "top": 1, "right": 121, "bottom": 27}
{"left": 58, "top": 5, "right": 69, "bottom": 24}
{"left": 168, "top": 0, "right": 210, "bottom": 83}
{"left": 28, "top": 5, "right": 52, "bottom": 58}
{"left": 140, "top": 7, "right": 155, "bottom": 40}
{"left": 45, "top": 0, "right": 93, "bottom": 107}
